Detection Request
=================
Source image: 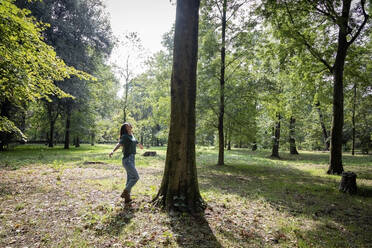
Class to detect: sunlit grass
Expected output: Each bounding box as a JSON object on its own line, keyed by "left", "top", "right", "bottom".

{"left": 1, "top": 144, "right": 372, "bottom": 247}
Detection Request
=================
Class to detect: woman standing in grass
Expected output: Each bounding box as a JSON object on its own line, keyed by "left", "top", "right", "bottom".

{"left": 109, "top": 122, "right": 143, "bottom": 203}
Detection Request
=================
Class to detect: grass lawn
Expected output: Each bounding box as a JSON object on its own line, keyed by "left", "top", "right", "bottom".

{"left": 0, "top": 144, "right": 371, "bottom": 247}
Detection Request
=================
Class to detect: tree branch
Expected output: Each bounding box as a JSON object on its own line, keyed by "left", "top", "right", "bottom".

{"left": 226, "top": 0, "right": 248, "bottom": 22}
{"left": 214, "top": 0, "right": 222, "bottom": 17}
{"left": 225, "top": 52, "right": 245, "bottom": 69}
{"left": 225, "top": 59, "right": 244, "bottom": 82}
{"left": 305, "top": 0, "right": 337, "bottom": 22}
{"left": 347, "top": 0, "right": 369, "bottom": 47}
{"left": 283, "top": 2, "right": 333, "bottom": 72}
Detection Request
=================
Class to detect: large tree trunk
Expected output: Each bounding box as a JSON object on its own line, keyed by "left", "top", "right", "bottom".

{"left": 289, "top": 116, "right": 299, "bottom": 155}
{"left": 315, "top": 101, "right": 330, "bottom": 151}
{"left": 153, "top": 0, "right": 204, "bottom": 213}
{"left": 217, "top": 0, "right": 227, "bottom": 166}
{"left": 271, "top": 113, "right": 281, "bottom": 158}
{"left": 352, "top": 83, "right": 357, "bottom": 156}
{"left": 327, "top": 1, "right": 352, "bottom": 175}
{"left": 64, "top": 105, "right": 71, "bottom": 149}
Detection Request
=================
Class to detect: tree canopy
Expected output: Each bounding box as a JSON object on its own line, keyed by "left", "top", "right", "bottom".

{"left": 0, "top": 0, "right": 91, "bottom": 139}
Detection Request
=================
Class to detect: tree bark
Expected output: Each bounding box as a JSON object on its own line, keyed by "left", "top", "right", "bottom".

{"left": 339, "top": 171, "right": 357, "bottom": 194}
{"left": 217, "top": 0, "right": 227, "bottom": 166}
{"left": 91, "top": 132, "right": 95, "bottom": 146}
{"left": 327, "top": 1, "right": 353, "bottom": 175}
{"left": 289, "top": 116, "right": 299, "bottom": 155}
{"left": 46, "top": 102, "right": 59, "bottom": 148}
{"left": 252, "top": 142, "right": 257, "bottom": 151}
{"left": 315, "top": 101, "right": 330, "bottom": 151}
{"left": 49, "top": 122, "right": 55, "bottom": 147}
{"left": 0, "top": 100, "right": 12, "bottom": 151}
{"left": 75, "top": 136, "right": 80, "bottom": 147}
{"left": 64, "top": 105, "right": 71, "bottom": 149}
{"left": 352, "top": 83, "right": 356, "bottom": 156}
{"left": 153, "top": 0, "right": 204, "bottom": 213}
{"left": 271, "top": 113, "right": 281, "bottom": 158}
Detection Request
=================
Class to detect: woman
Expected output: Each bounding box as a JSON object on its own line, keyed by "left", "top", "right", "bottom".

{"left": 109, "top": 122, "right": 143, "bottom": 203}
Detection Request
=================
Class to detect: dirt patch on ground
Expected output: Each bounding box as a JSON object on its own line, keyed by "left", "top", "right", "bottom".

{"left": 0, "top": 163, "right": 275, "bottom": 247}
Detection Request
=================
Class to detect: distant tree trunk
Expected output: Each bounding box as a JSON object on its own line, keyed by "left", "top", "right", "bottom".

{"left": 0, "top": 100, "right": 13, "bottom": 151}
{"left": 352, "top": 83, "right": 357, "bottom": 156}
{"left": 227, "top": 124, "right": 232, "bottom": 150}
{"left": 91, "top": 132, "right": 95, "bottom": 146}
{"left": 315, "top": 101, "right": 330, "bottom": 151}
{"left": 123, "top": 107, "right": 127, "bottom": 123}
{"left": 153, "top": 0, "right": 204, "bottom": 213}
{"left": 64, "top": 105, "right": 71, "bottom": 149}
{"left": 217, "top": 0, "right": 227, "bottom": 166}
{"left": 289, "top": 116, "right": 299, "bottom": 155}
{"left": 20, "top": 108, "right": 26, "bottom": 133}
{"left": 46, "top": 102, "right": 59, "bottom": 148}
{"left": 49, "top": 123, "right": 55, "bottom": 147}
{"left": 75, "top": 136, "right": 80, "bottom": 147}
{"left": 271, "top": 113, "right": 281, "bottom": 158}
{"left": 252, "top": 142, "right": 257, "bottom": 151}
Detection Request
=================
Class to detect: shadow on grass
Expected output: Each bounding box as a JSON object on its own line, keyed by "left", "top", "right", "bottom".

{"left": 168, "top": 214, "right": 222, "bottom": 248}
{"left": 357, "top": 186, "right": 372, "bottom": 198}
{"left": 99, "top": 203, "right": 135, "bottom": 236}
{"left": 199, "top": 162, "right": 372, "bottom": 246}
{"left": 227, "top": 149, "right": 372, "bottom": 168}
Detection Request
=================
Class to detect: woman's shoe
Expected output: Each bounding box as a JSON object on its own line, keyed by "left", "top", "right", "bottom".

{"left": 121, "top": 189, "right": 132, "bottom": 203}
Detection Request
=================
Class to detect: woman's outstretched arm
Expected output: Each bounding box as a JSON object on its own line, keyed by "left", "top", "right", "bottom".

{"left": 109, "top": 143, "right": 122, "bottom": 157}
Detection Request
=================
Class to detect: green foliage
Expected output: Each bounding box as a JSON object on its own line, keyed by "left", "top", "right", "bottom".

{"left": 10, "top": 0, "right": 115, "bottom": 147}
{"left": 197, "top": 1, "right": 259, "bottom": 148}
{"left": 0, "top": 116, "right": 25, "bottom": 139}
{"left": 0, "top": 0, "right": 92, "bottom": 136}
{"left": 2, "top": 0, "right": 370, "bottom": 153}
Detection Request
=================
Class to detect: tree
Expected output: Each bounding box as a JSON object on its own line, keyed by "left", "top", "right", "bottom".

{"left": 0, "top": 0, "right": 90, "bottom": 150}
{"left": 262, "top": 0, "right": 370, "bottom": 174}
{"left": 16, "top": 0, "right": 114, "bottom": 149}
{"left": 111, "top": 32, "right": 145, "bottom": 123}
{"left": 199, "top": 0, "right": 251, "bottom": 162}
{"left": 153, "top": 0, "right": 205, "bottom": 213}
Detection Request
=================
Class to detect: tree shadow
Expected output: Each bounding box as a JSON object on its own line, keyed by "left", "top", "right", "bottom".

{"left": 357, "top": 186, "right": 372, "bottom": 197}
{"left": 198, "top": 162, "right": 372, "bottom": 246}
{"left": 99, "top": 203, "right": 135, "bottom": 236}
{"left": 167, "top": 213, "right": 222, "bottom": 248}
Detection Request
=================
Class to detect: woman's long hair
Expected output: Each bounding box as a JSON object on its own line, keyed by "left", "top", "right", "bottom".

{"left": 119, "top": 122, "right": 131, "bottom": 138}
